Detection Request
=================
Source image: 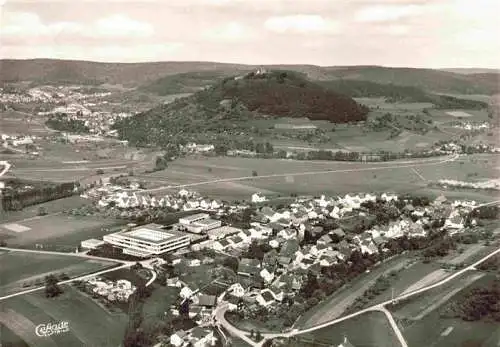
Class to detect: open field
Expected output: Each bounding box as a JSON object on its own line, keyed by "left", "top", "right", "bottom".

{"left": 391, "top": 274, "right": 500, "bottom": 347}
{"left": 0, "top": 110, "right": 51, "bottom": 136}
{"left": 390, "top": 271, "right": 485, "bottom": 320}
{"left": 295, "top": 311, "right": 401, "bottom": 347}
{"left": 439, "top": 242, "right": 500, "bottom": 267}
{"left": 429, "top": 108, "right": 491, "bottom": 123}
{"left": 0, "top": 324, "right": 30, "bottom": 347}
{"left": 0, "top": 285, "right": 128, "bottom": 347}
{"left": 354, "top": 97, "right": 435, "bottom": 110}
{"left": 137, "top": 154, "right": 499, "bottom": 201}
{"left": 0, "top": 196, "right": 91, "bottom": 224}
{"left": 141, "top": 284, "right": 179, "bottom": 326}
{"left": 0, "top": 213, "right": 123, "bottom": 249}
{"left": 0, "top": 251, "right": 116, "bottom": 296}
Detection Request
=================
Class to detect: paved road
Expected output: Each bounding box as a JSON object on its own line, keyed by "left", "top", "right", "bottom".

{"left": 0, "top": 160, "right": 12, "bottom": 178}
{"left": 141, "top": 154, "right": 459, "bottom": 192}
{"left": 145, "top": 269, "right": 157, "bottom": 287}
{"left": 376, "top": 307, "right": 409, "bottom": 347}
{"left": 215, "top": 243, "right": 500, "bottom": 347}
{"left": 214, "top": 303, "right": 257, "bottom": 346}
{"left": 13, "top": 165, "right": 129, "bottom": 172}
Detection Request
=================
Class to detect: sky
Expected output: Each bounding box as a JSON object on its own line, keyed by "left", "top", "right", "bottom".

{"left": 0, "top": 0, "right": 499, "bottom": 68}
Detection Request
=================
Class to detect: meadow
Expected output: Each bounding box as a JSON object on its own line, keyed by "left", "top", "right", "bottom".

{"left": 0, "top": 213, "right": 124, "bottom": 249}
{"left": 0, "top": 196, "right": 90, "bottom": 224}
{"left": 295, "top": 311, "right": 401, "bottom": 347}
{"left": 0, "top": 285, "right": 128, "bottom": 347}
{"left": 0, "top": 251, "right": 116, "bottom": 296}
{"left": 140, "top": 154, "right": 499, "bottom": 202}
{"left": 391, "top": 274, "right": 500, "bottom": 347}
{"left": 0, "top": 110, "right": 51, "bottom": 136}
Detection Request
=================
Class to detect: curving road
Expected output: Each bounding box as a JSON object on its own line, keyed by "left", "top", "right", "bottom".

{"left": 0, "top": 160, "right": 12, "bottom": 178}
{"left": 214, "top": 242, "right": 500, "bottom": 347}
{"left": 141, "top": 154, "right": 459, "bottom": 192}
{"left": 0, "top": 247, "right": 137, "bottom": 301}
{"left": 0, "top": 262, "right": 133, "bottom": 302}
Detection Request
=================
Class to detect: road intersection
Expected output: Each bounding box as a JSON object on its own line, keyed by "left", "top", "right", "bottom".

{"left": 214, "top": 244, "right": 500, "bottom": 347}
{"left": 0, "top": 247, "right": 158, "bottom": 301}
{"left": 140, "top": 154, "right": 460, "bottom": 192}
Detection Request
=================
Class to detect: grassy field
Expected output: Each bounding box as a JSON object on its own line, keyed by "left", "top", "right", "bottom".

{"left": 428, "top": 108, "right": 491, "bottom": 124}
{"left": 138, "top": 154, "right": 498, "bottom": 201}
{"left": 0, "top": 213, "right": 124, "bottom": 249}
{"left": 0, "top": 110, "right": 51, "bottom": 136}
{"left": 0, "top": 196, "right": 91, "bottom": 224}
{"left": 296, "top": 311, "right": 401, "bottom": 347}
{"left": 438, "top": 241, "right": 500, "bottom": 267}
{"left": 141, "top": 284, "right": 180, "bottom": 327}
{"left": 296, "top": 253, "right": 418, "bottom": 328}
{"left": 0, "top": 251, "right": 116, "bottom": 296}
{"left": 246, "top": 98, "right": 494, "bottom": 153}
{"left": 391, "top": 274, "right": 500, "bottom": 347}
{"left": 0, "top": 285, "right": 128, "bottom": 347}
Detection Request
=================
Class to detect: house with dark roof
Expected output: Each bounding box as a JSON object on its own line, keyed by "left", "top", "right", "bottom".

{"left": 188, "top": 327, "right": 216, "bottom": 346}
{"left": 330, "top": 228, "right": 346, "bottom": 238}
{"left": 237, "top": 258, "right": 261, "bottom": 277}
{"left": 277, "top": 256, "right": 292, "bottom": 267}
{"left": 317, "top": 234, "right": 333, "bottom": 246}
{"left": 280, "top": 240, "right": 300, "bottom": 257}
{"left": 212, "top": 239, "right": 231, "bottom": 252}
{"left": 196, "top": 294, "right": 217, "bottom": 308}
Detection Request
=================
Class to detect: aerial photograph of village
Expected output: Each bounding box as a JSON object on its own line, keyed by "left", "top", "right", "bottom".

{"left": 0, "top": 0, "right": 498, "bottom": 346}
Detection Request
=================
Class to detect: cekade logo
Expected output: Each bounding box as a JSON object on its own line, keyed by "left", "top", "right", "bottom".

{"left": 35, "top": 321, "right": 70, "bottom": 337}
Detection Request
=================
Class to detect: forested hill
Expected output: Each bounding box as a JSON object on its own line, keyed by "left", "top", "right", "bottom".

{"left": 113, "top": 70, "right": 369, "bottom": 147}
{"left": 319, "top": 80, "right": 489, "bottom": 109}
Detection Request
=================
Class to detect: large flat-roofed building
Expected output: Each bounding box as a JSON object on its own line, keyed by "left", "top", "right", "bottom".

{"left": 178, "top": 213, "right": 222, "bottom": 234}
{"left": 103, "top": 223, "right": 190, "bottom": 257}
{"left": 186, "top": 218, "right": 222, "bottom": 233}
{"left": 179, "top": 213, "right": 210, "bottom": 226}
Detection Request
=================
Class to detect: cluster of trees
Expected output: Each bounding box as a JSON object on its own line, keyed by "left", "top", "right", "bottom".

{"left": 45, "top": 274, "right": 64, "bottom": 298}
{"left": 45, "top": 113, "right": 90, "bottom": 133}
{"left": 347, "top": 272, "right": 397, "bottom": 313}
{"left": 478, "top": 255, "right": 499, "bottom": 272}
{"left": 217, "top": 71, "right": 370, "bottom": 122}
{"left": 367, "top": 112, "right": 433, "bottom": 134}
{"left": 440, "top": 279, "right": 500, "bottom": 322}
{"left": 470, "top": 206, "right": 499, "bottom": 220}
{"left": 123, "top": 283, "right": 155, "bottom": 347}
{"left": 88, "top": 244, "right": 142, "bottom": 262}
{"left": 154, "top": 144, "right": 181, "bottom": 171}
{"left": 2, "top": 179, "right": 78, "bottom": 211}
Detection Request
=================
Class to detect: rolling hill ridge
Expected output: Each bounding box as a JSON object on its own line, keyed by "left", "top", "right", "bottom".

{"left": 1, "top": 59, "right": 498, "bottom": 95}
